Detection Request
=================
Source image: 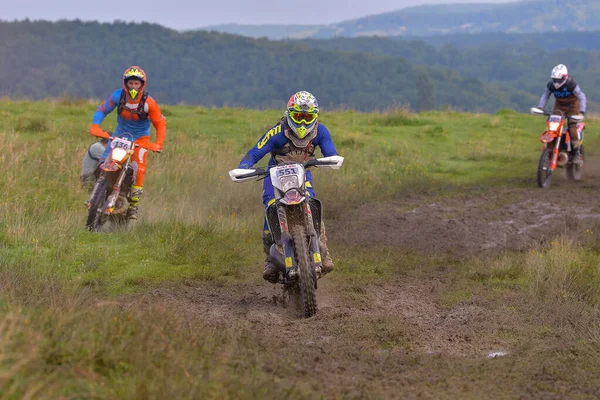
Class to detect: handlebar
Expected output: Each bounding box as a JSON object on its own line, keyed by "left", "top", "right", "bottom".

{"left": 108, "top": 133, "right": 162, "bottom": 152}
{"left": 241, "top": 159, "right": 340, "bottom": 178}
{"left": 530, "top": 107, "right": 584, "bottom": 122}
{"left": 235, "top": 168, "right": 267, "bottom": 180}
{"left": 230, "top": 156, "right": 344, "bottom": 183}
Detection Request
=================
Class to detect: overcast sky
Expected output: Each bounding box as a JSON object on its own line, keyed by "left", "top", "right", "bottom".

{"left": 1, "top": 0, "right": 516, "bottom": 29}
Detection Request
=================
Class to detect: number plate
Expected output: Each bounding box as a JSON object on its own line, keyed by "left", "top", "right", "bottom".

{"left": 276, "top": 166, "right": 299, "bottom": 177}
{"left": 112, "top": 137, "right": 133, "bottom": 149}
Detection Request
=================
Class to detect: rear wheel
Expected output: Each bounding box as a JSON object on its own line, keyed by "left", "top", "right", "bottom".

{"left": 537, "top": 148, "right": 553, "bottom": 188}
{"left": 291, "top": 225, "right": 317, "bottom": 318}
{"left": 566, "top": 145, "right": 584, "bottom": 182}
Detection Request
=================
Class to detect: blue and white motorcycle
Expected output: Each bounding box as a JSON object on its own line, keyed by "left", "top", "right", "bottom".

{"left": 229, "top": 156, "right": 343, "bottom": 318}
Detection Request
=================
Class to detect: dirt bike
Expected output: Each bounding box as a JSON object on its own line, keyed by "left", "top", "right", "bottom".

{"left": 85, "top": 132, "right": 151, "bottom": 232}
{"left": 229, "top": 155, "right": 344, "bottom": 318}
{"left": 531, "top": 107, "right": 585, "bottom": 188}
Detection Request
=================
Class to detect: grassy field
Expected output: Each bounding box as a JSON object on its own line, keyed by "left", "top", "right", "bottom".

{"left": 1, "top": 98, "right": 600, "bottom": 398}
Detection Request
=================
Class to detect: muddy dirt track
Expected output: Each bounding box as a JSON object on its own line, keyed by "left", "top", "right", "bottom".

{"left": 332, "top": 177, "right": 600, "bottom": 257}
{"left": 126, "top": 165, "right": 600, "bottom": 398}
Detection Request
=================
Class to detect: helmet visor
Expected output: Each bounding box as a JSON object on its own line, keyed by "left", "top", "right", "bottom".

{"left": 289, "top": 111, "right": 317, "bottom": 124}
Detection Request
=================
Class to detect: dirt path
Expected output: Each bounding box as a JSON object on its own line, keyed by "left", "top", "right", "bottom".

{"left": 125, "top": 272, "right": 593, "bottom": 397}
{"left": 122, "top": 166, "right": 600, "bottom": 397}
{"left": 331, "top": 173, "right": 600, "bottom": 256}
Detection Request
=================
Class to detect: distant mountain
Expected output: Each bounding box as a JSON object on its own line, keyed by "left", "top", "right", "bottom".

{"left": 205, "top": 0, "right": 600, "bottom": 39}
{"left": 200, "top": 24, "right": 321, "bottom": 40}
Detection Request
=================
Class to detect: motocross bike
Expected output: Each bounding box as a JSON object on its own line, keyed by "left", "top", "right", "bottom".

{"left": 531, "top": 107, "right": 585, "bottom": 188}
{"left": 229, "top": 155, "right": 344, "bottom": 318}
{"left": 85, "top": 133, "right": 148, "bottom": 232}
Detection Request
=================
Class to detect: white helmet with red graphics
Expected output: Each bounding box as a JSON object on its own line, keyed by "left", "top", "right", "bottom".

{"left": 551, "top": 64, "right": 569, "bottom": 89}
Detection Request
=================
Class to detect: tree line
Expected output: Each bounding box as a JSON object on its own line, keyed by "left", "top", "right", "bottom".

{"left": 3, "top": 20, "right": 586, "bottom": 113}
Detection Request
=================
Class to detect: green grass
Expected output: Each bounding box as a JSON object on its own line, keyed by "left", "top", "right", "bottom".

{"left": 2, "top": 99, "right": 579, "bottom": 294}
{"left": 2, "top": 99, "right": 600, "bottom": 398}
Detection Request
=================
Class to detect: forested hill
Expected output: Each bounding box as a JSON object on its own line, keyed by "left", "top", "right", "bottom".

{"left": 206, "top": 0, "right": 600, "bottom": 39}
{"left": 300, "top": 32, "right": 600, "bottom": 110}
{"left": 0, "top": 20, "right": 539, "bottom": 113}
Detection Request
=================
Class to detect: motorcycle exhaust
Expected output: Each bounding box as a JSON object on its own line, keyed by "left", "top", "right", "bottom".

{"left": 557, "top": 152, "right": 569, "bottom": 167}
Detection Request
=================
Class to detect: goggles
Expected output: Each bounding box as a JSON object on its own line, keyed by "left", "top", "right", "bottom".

{"left": 552, "top": 77, "right": 565, "bottom": 83}
{"left": 289, "top": 111, "right": 317, "bottom": 124}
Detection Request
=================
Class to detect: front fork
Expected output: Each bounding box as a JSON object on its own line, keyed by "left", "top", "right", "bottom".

{"left": 548, "top": 136, "right": 562, "bottom": 170}
{"left": 102, "top": 161, "right": 130, "bottom": 215}
{"left": 303, "top": 201, "right": 323, "bottom": 278}
{"left": 277, "top": 202, "right": 323, "bottom": 281}
{"left": 277, "top": 206, "right": 296, "bottom": 278}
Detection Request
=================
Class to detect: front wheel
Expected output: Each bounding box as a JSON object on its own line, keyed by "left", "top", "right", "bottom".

{"left": 566, "top": 145, "right": 584, "bottom": 182}
{"left": 537, "top": 148, "right": 553, "bottom": 188}
{"left": 291, "top": 225, "right": 317, "bottom": 318}
{"left": 86, "top": 177, "right": 108, "bottom": 231}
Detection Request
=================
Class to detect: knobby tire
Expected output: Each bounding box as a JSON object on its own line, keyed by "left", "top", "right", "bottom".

{"left": 537, "top": 148, "right": 553, "bottom": 188}
{"left": 86, "top": 178, "right": 108, "bottom": 231}
{"left": 291, "top": 225, "right": 317, "bottom": 318}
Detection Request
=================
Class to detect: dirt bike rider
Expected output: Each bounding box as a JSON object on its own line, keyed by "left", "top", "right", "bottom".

{"left": 238, "top": 91, "right": 339, "bottom": 283}
{"left": 537, "top": 64, "right": 587, "bottom": 165}
{"left": 88, "top": 66, "right": 166, "bottom": 220}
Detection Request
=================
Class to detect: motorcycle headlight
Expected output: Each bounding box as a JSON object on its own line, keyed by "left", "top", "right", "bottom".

{"left": 111, "top": 148, "right": 129, "bottom": 162}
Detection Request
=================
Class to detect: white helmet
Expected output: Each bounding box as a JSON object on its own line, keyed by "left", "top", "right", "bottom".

{"left": 551, "top": 64, "right": 569, "bottom": 89}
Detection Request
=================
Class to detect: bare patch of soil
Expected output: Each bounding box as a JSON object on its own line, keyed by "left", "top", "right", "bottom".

{"left": 331, "top": 182, "right": 600, "bottom": 256}
{"left": 120, "top": 169, "right": 600, "bottom": 397}
{"left": 122, "top": 272, "right": 600, "bottom": 397}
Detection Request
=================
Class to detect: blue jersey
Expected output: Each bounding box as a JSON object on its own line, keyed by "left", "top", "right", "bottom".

{"left": 239, "top": 122, "right": 338, "bottom": 169}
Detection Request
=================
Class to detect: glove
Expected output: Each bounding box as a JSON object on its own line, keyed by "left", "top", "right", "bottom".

{"left": 146, "top": 142, "right": 163, "bottom": 153}
{"left": 89, "top": 124, "right": 110, "bottom": 139}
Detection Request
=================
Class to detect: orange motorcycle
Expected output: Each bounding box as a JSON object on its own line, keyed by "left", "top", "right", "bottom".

{"left": 531, "top": 107, "right": 585, "bottom": 188}
{"left": 85, "top": 132, "right": 152, "bottom": 231}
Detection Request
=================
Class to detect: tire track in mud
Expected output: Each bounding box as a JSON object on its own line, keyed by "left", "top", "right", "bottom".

{"left": 126, "top": 164, "right": 600, "bottom": 355}
{"left": 331, "top": 177, "right": 600, "bottom": 256}
{"left": 119, "top": 164, "right": 600, "bottom": 396}
{"left": 125, "top": 275, "right": 523, "bottom": 359}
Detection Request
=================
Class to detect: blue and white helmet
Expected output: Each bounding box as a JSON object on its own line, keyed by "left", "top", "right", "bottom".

{"left": 285, "top": 91, "right": 319, "bottom": 141}
{"left": 551, "top": 64, "right": 569, "bottom": 89}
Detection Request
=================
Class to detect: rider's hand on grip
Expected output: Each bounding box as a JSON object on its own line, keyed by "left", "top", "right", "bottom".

{"left": 147, "top": 142, "right": 163, "bottom": 153}
{"left": 89, "top": 124, "right": 110, "bottom": 139}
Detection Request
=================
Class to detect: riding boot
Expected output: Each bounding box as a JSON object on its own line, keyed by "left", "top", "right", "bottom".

{"left": 319, "top": 221, "right": 334, "bottom": 274}
{"left": 571, "top": 146, "right": 583, "bottom": 166}
{"left": 261, "top": 231, "right": 279, "bottom": 283}
{"left": 127, "top": 185, "right": 143, "bottom": 220}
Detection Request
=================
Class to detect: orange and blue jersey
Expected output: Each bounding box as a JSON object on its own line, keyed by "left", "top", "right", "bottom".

{"left": 94, "top": 88, "right": 166, "bottom": 158}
